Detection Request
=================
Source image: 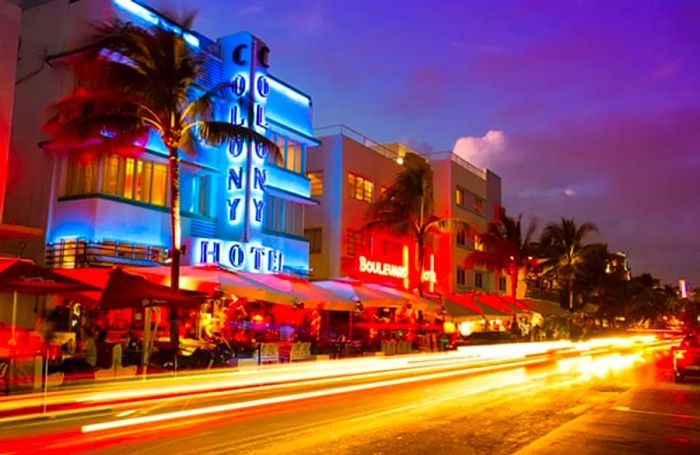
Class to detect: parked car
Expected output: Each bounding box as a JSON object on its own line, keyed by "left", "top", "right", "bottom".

{"left": 452, "top": 331, "right": 518, "bottom": 348}
{"left": 672, "top": 332, "right": 700, "bottom": 383}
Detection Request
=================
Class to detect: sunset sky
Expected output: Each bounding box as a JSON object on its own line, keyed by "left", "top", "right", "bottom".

{"left": 150, "top": 0, "right": 700, "bottom": 285}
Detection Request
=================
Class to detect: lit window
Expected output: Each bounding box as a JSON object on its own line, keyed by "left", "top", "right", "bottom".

{"left": 103, "top": 155, "right": 120, "bottom": 195}
{"left": 59, "top": 239, "right": 78, "bottom": 268}
{"left": 455, "top": 188, "right": 464, "bottom": 207}
{"left": 268, "top": 132, "right": 285, "bottom": 167}
{"left": 149, "top": 163, "right": 167, "bottom": 206}
{"left": 123, "top": 158, "right": 135, "bottom": 199}
{"left": 475, "top": 272, "right": 483, "bottom": 289}
{"left": 457, "top": 267, "right": 466, "bottom": 287}
{"left": 347, "top": 173, "right": 373, "bottom": 203}
{"left": 307, "top": 171, "right": 324, "bottom": 196}
{"left": 475, "top": 235, "right": 485, "bottom": 251}
{"left": 305, "top": 228, "right": 322, "bottom": 254}
{"left": 64, "top": 156, "right": 98, "bottom": 196}
{"left": 285, "top": 138, "right": 303, "bottom": 173}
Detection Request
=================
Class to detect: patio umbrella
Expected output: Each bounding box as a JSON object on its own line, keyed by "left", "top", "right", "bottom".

{"left": 126, "top": 265, "right": 296, "bottom": 306}
{"left": 313, "top": 278, "right": 400, "bottom": 307}
{"left": 239, "top": 273, "right": 356, "bottom": 311}
{"left": 456, "top": 292, "right": 510, "bottom": 317}
{"left": 0, "top": 258, "right": 99, "bottom": 344}
{"left": 444, "top": 295, "right": 484, "bottom": 321}
{"left": 500, "top": 295, "right": 535, "bottom": 313}
{"left": 98, "top": 269, "right": 206, "bottom": 310}
{"left": 364, "top": 283, "right": 441, "bottom": 313}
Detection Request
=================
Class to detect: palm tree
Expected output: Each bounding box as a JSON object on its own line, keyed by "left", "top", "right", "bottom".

{"left": 364, "top": 153, "right": 468, "bottom": 295}
{"left": 44, "top": 18, "right": 274, "bottom": 342}
{"left": 539, "top": 218, "right": 598, "bottom": 311}
{"left": 464, "top": 211, "right": 537, "bottom": 298}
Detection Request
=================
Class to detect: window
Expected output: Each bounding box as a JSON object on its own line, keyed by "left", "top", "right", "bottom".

{"left": 347, "top": 173, "right": 373, "bottom": 203}
{"left": 475, "top": 272, "right": 483, "bottom": 289}
{"left": 475, "top": 235, "right": 485, "bottom": 251}
{"left": 197, "top": 175, "right": 211, "bottom": 216}
{"left": 456, "top": 267, "right": 466, "bottom": 287}
{"left": 150, "top": 163, "right": 168, "bottom": 206}
{"left": 455, "top": 188, "right": 464, "bottom": 207}
{"left": 285, "top": 138, "right": 303, "bottom": 173}
{"left": 307, "top": 171, "right": 323, "bottom": 196}
{"left": 268, "top": 132, "right": 303, "bottom": 173}
{"left": 499, "top": 276, "right": 507, "bottom": 292}
{"left": 346, "top": 229, "right": 367, "bottom": 257}
{"left": 98, "top": 154, "right": 168, "bottom": 207}
{"left": 59, "top": 239, "right": 78, "bottom": 268}
{"left": 456, "top": 229, "right": 468, "bottom": 247}
{"left": 264, "top": 195, "right": 304, "bottom": 236}
{"left": 474, "top": 197, "right": 483, "bottom": 213}
{"left": 305, "top": 228, "right": 322, "bottom": 254}
{"left": 64, "top": 156, "right": 98, "bottom": 196}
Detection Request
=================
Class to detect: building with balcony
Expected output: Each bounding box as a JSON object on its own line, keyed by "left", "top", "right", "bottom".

{"left": 305, "top": 126, "right": 504, "bottom": 295}
{"left": 423, "top": 150, "right": 503, "bottom": 295}
{"left": 0, "top": 0, "right": 318, "bottom": 275}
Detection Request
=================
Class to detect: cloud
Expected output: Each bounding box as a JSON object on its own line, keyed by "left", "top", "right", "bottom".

{"left": 498, "top": 108, "right": 700, "bottom": 284}
{"left": 452, "top": 130, "right": 509, "bottom": 169}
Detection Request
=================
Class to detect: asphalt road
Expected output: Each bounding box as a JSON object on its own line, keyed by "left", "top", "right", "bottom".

{"left": 0, "top": 339, "right": 689, "bottom": 455}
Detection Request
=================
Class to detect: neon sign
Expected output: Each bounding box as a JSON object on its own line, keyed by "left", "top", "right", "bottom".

{"left": 358, "top": 256, "right": 408, "bottom": 279}
{"left": 421, "top": 253, "right": 436, "bottom": 293}
{"left": 195, "top": 238, "right": 283, "bottom": 273}
{"left": 113, "top": 0, "right": 200, "bottom": 48}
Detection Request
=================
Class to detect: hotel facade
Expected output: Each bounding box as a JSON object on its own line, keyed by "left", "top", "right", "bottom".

{"left": 305, "top": 126, "right": 508, "bottom": 296}
{"left": 1, "top": 0, "right": 317, "bottom": 276}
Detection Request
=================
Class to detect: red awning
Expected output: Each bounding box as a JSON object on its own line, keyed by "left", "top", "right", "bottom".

{"left": 0, "top": 258, "right": 99, "bottom": 294}
{"left": 98, "top": 269, "right": 206, "bottom": 310}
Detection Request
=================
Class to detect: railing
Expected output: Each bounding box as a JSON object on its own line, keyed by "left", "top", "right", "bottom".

{"left": 46, "top": 240, "right": 168, "bottom": 269}
{"left": 314, "top": 124, "right": 400, "bottom": 161}
{"left": 525, "top": 287, "right": 561, "bottom": 303}
{"left": 421, "top": 150, "right": 487, "bottom": 180}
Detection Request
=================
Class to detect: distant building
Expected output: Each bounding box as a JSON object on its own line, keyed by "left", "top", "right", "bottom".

{"left": 607, "top": 251, "right": 632, "bottom": 281}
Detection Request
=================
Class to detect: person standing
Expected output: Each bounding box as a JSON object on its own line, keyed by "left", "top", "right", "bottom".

{"left": 85, "top": 330, "right": 97, "bottom": 368}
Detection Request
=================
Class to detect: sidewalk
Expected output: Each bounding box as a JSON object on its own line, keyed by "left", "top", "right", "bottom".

{"left": 514, "top": 379, "right": 700, "bottom": 455}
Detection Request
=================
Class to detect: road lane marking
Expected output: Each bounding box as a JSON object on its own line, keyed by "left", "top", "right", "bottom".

{"left": 611, "top": 406, "right": 699, "bottom": 420}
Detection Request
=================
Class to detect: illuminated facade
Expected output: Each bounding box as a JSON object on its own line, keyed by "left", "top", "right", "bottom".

{"left": 305, "top": 126, "right": 411, "bottom": 283}
{"left": 306, "top": 127, "right": 503, "bottom": 295}
{"left": 1, "top": 0, "right": 317, "bottom": 275}
{"left": 425, "top": 150, "right": 504, "bottom": 294}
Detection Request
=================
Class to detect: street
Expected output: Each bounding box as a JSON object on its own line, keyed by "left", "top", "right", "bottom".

{"left": 1, "top": 337, "right": 694, "bottom": 454}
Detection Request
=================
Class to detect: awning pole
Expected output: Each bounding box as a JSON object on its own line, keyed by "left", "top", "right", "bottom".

{"left": 10, "top": 290, "right": 18, "bottom": 345}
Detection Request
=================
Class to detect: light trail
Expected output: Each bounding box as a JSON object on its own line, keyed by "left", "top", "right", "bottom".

{"left": 0, "top": 334, "right": 670, "bottom": 427}
{"left": 81, "top": 355, "right": 552, "bottom": 433}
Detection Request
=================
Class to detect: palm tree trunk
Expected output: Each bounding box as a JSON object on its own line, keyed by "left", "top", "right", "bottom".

{"left": 510, "top": 265, "right": 518, "bottom": 298}
{"left": 168, "top": 146, "right": 181, "bottom": 348}
{"left": 416, "top": 233, "right": 425, "bottom": 297}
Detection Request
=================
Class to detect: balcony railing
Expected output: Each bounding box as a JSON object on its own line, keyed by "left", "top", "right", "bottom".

{"left": 314, "top": 124, "right": 400, "bottom": 161}
{"left": 525, "top": 287, "right": 561, "bottom": 303}
{"left": 46, "top": 240, "right": 167, "bottom": 269}
{"left": 421, "top": 150, "right": 487, "bottom": 180}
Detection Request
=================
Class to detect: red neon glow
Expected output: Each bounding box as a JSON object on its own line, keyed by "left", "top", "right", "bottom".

{"left": 358, "top": 256, "right": 408, "bottom": 279}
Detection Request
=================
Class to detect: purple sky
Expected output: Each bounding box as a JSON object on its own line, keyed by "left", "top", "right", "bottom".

{"left": 149, "top": 0, "right": 700, "bottom": 285}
